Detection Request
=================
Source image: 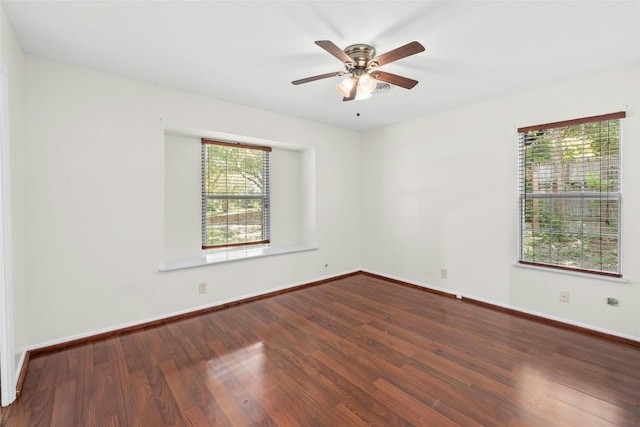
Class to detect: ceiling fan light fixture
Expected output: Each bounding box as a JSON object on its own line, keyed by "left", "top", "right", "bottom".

{"left": 336, "top": 77, "right": 355, "bottom": 97}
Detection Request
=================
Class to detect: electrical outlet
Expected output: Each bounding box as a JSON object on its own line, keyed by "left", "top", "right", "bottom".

{"left": 607, "top": 297, "right": 619, "bottom": 307}
{"left": 440, "top": 268, "right": 448, "bottom": 279}
{"left": 559, "top": 290, "right": 569, "bottom": 303}
{"left": 198, "top": 282, "right": 208, "bottom": 294}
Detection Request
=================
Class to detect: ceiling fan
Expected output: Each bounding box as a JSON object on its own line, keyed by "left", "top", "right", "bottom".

{"left": 292, "top": 40, "right": 425, "bottom": 101}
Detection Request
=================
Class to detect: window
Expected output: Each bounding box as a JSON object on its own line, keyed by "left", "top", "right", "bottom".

{"left": 518, "top": 112, "right": 625, "bottom": 277}
{"left": 201, "top": 139, "right": 270, "bottom": 249}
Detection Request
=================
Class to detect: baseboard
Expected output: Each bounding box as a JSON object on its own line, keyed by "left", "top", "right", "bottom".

{"left": 361, "top": 269, "right": 640, "bottom": 348}
{"left": 459, "top": 294, "right": 640, "bottom": 347}
{"left": 360, "top": 270, "right": 458, "bottom": 298}
{"left": 15, "top": 350, "right": 28, "bottom": 398}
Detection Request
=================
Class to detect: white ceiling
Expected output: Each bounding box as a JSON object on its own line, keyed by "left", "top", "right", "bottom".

{"left": 2, "top": 1, "right": 639, "bottom": 131}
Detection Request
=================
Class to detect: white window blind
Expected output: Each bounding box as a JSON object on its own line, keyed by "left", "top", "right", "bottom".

{"left": 518, "top": 112, "right": 624, "bottom": 277}
{"left": 201, "top": 139, "right": 271, "bottom": 249}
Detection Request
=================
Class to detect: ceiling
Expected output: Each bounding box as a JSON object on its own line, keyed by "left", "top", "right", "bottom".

{"left": 2, "top": 1, "right": 639, "bottom": 132}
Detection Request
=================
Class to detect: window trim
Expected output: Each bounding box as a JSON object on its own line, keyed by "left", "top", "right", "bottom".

{"left": 201, "top": 138, "right": 271, "bottom": 250}
{"left": 517, "top": 111, "right": 626, "bottom": 133}
{"left": 517, "top": 111, "right": 625, "bottom": 278}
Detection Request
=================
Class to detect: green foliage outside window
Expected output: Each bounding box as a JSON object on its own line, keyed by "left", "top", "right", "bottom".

{"left": 519, "top": 117, "right": 621, "bottom": 275}
{"left": 202, "top": 142, "right": 269, "bottom": 248}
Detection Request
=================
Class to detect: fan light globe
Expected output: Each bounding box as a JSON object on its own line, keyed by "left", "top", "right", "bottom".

{"left": 358, "top": 73, "right": 377, "bottom": 94}
{"left": 336, "top": 77, "right": 355, "bottom": 97}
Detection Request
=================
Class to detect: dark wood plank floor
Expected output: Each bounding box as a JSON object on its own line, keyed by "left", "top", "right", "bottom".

{"left": 2, "top": 274, "right": 639, "bottom": 426}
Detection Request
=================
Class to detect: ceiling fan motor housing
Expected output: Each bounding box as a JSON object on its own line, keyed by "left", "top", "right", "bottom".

{"left": 343, "top": 44, "right": 376, "bottom": 71}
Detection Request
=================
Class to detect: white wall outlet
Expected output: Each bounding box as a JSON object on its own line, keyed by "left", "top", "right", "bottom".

{"left": 198, "top": 282, "right": 208, "bottom": 294}
{"left": 440, "top": 268, "right": 448, "bottom": 279}
{"left": 559, "top": 290, "right": 569, "bottom": 303}
{"left": 456, "top": 293, "right": 462, "bottom": 300}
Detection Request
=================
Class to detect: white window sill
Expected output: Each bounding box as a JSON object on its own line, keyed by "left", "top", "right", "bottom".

{"left": 160, "top": 244, "right": 318, "bottom": 272}
{"left": 513, "top": 262, "right": 630, "bottom": 283}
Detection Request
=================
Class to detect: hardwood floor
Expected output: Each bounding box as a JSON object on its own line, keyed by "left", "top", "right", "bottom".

{"left": 2, "top": 273, "right": 639, "bottom": 426}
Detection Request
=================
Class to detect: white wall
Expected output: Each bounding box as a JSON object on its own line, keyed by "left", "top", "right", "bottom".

{"left": 0, "top": 4, "right": 26, "bottom": 404}
{"left": 362, "top": 65, "right": 640, "bottom": 339}
{"left": 23, "top": 56, "right": 362, "bottom": 346}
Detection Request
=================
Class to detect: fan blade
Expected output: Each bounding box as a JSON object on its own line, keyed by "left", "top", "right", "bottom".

{"left": 368, "top": 41, "right": 425, "bottom": 68}
{"left": 292, "top": 71, "right": 345, "bottom": 85}
{"left": 343, "top": 80, "right": 358, "bottom": 102}
{"left": 373, "top": 71, "right": 419, "bottom": 89}
{"left": 315, "top": 40, "right": 354, "bottom": 65}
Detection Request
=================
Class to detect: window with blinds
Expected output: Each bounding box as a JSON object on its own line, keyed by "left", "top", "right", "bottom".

{"left": 518, "top": 112, "right": 624, "bottom": 277}
{"left": 201, "top": 139, "right": 271, "bottom": 249}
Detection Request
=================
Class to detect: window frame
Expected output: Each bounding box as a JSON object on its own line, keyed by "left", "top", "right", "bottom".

{"left": 517, "top": 111, "right": 625, "bottom": 278}
{"left": 201, "top": 139, "right": 271, "bottom": 250}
